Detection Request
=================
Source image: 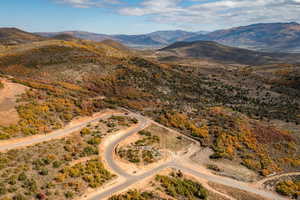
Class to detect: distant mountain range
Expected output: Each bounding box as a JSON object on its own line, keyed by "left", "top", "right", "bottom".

{"left": 159, "top": 41, "right": 300, "bottom": 65}
{"left": 1, "top": 22, "right": 300, "bottom": 53}
{"left": 36, "top": 22, "right": 300, "bottom": 52}
{"left": 186, "top": 22, "right": 300, "bottom": 53}
{"left": 37, "top": 30, "right": 199, "bottom": 48}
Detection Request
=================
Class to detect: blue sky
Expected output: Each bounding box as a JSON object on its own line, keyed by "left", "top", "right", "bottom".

{"left": 1, "top": 0, "right": 300, "bottom": 34}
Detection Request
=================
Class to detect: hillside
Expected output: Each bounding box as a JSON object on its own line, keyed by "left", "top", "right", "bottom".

{"left": 37, "top": 31, "right": 113, "bottom": 41}
{"left": 159, "top": 41, "right": 300, "bottom": 65}
{"left": 185, "top": 22, "right": 300, "bottom": 53}
{"left": 100, "top": 39, "right": 131, "bottom": 52}
{"left": 0, "top": 28, "right": 44, "bottom": 45}
{"left": 0, "top": 35, "right": 299, "bottom": 199}
{"left": 51, "top": 33, "right": 77, "bottom": 41}
{"left": 115, "top": 30, "right": 197, "bottom": 47}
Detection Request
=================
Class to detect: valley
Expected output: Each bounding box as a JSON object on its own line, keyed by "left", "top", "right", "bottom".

{"left": 0, "top": 26, "right": 299, "bottom": 200}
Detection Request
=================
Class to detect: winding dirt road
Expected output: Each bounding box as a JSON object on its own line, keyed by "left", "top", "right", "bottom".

{"left": 0, "top": 110, "right": 290, "bottom": 200}
{"left": 87, "top": 112, "right": 289, "bottom": 200}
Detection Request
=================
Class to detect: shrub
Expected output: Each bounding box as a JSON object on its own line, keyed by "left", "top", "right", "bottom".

{"left": 64, "top": 191, "right": 74, "bottom": 199}
{"left": 39, "top": 168, "right": 48, "bottom": 176}
{"left": 87, "top": 137, "right": 101, "bottom": 145}
{"left": 155, "top": 174, "right": 208, "bottom": 200}
{"left": 109, "top": 190, "right": 155, "bottom": 200}
{"left": 80, "top": 128, "right": 91, "bottom": 136}
{"left": 18, "top": 172, "right": 27, "bottom": 181}
{"left": 52, "top": 161, "right": 62, "bottom": 168}
{"left": 13, "top": 194, "right": 26, "bottom": 200}
{"left": 276, "top": 180, "right": 300, "bottom": 198}
{"left": 81, "top": 146, "right": 98, "bottom": 156}
{"left": 138, "top": 131, "right": 151, "bottom": 137}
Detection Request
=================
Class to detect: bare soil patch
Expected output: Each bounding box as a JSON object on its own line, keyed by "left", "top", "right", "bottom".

{"left": 208, "top": 182, "right": 269, "bottom": 200}
{"left": 191, "top": 147, "right": 259, "bottom": 182}
{"left": 145, "top": 123, "right": 193, "bottom": 152}
{"left": 0, "top": 78, "right": 27, "bottom": 126}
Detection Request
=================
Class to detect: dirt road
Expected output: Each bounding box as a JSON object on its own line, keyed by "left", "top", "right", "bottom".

{"left": 0, "top": 109, "right": 289, "bottom": 200}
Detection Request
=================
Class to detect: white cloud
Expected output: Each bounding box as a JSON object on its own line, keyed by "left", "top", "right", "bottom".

{"left": 55, "top": 0, "right": 121, "bottom": 8}
{"left": 118, "top": 0, "right": 300, "bottom": 30}
{"left": 52, "top": 0, "right": 300, "bottom": 30}
{"left": 120, "top": 0, "right": 183, "bottom": 16}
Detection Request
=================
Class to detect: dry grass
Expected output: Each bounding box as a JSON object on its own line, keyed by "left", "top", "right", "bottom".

{"left": 144, "top": 123, "right": 193, "bottom": 152}
{"left": 0, "top": 78, "right": 27, "bottom": 126}
{"left": 208, "top": 182, "right": 269, "bottom": 200}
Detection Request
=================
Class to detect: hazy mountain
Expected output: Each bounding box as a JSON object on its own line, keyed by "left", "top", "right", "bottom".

{"left": 37, "top": 31, "right": 114, "bottom": 41}
{"left": 37, "top": 30, "right": 198, "bottom": 48}
{"left": 50, "top": 33, "right": 78, "bottom": 41}
{"left": 0, "top": 27, "right": 44, "bottom": 45}
{"left": 184, "top": 22, "right": 300, "bottom": 53}
{"left": 195, "top": 31, "right": 210, "bottom": 35}
{"left": 36, "top": 22, "right": 300, "bottom": 52}
{"left": 159, "top": 40, "right": 300, "bottom": 65}
{"left": 146, "top": 30, "right": 198, "bottom": 43}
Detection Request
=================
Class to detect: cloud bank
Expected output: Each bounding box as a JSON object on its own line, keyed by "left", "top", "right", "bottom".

{"left": 54, "top": 0, "right": 300, "bottom": 30}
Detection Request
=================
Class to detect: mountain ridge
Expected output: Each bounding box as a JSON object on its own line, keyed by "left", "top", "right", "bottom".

{"left": 159, "top": 40, "right": 300, "bottom": 65}
{"left": 185, "top": 22, "right": 300, "bottom": 52}
{"left": 36, "top": 30, "right": 201, "bottom": 48}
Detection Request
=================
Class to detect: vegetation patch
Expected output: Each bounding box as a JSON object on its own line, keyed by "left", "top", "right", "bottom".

{"left": 158, "top": 107, "right": 298, "bottom": 176}
{"left": 155, "top": 172, "right": 208, "bottom": 200}
{"left": 0, "top": 116, "right": 136, "bottom": 200}
{"left": 109, "top": 190, "right": 158, "bottom": 200}
{"left": 118, "top": 130, "right": 161, "bottom": 164}
{"left": 276, "top": 179, "right": 300, "bottom": 199}
{"left": 110, "top": 171, "right": 208, "bottom": 200}
{"left": 0, "top": 78, "right": 109, "bottom": 139}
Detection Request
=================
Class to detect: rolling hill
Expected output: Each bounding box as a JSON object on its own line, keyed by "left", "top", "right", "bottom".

{"left": 37, "top": 30, "right": 198, "bottom": 48}
{"left": 37, "top": 31, "right": 113, "bottom": 42}
{"left": 50, "top": 33, "right": 78, "bottom": 41}
{"left": 159, "top": 41, "right": 300, "bottom": 65}
{"left": 185, "top": 22, "right": 300, "bottom": 53}
{"left": 0, "top": 32, "right": 299, "bottom": 200}
{"left": 0, "top": 27, "right": 45, "bottom": 45}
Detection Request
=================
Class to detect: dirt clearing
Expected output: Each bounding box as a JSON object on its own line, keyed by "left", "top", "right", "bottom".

{"left": 0, "top": 78, "right": 27, "bottom": 126}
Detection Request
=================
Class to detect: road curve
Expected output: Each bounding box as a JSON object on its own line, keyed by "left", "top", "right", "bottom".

{"left": 256, "top": 172, "right": 300, "bottom": 186}
{"left": 173, "top": 164, "right": 288, "bottom": 200}
{"left": 0, "top": 109, "right": 290, "bottom": 200}
{"left": 103, "top": 113, "right": 150, "bottom": 178}
{"left": 88, "top": 112, "right": 289, "bottom": 200}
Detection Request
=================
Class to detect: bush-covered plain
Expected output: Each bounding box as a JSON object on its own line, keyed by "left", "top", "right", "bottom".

{"left": 0, "top": 116, "right": 136, "bottom": 199}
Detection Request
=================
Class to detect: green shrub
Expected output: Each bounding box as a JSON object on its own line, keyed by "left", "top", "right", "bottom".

{"left": 64, "top": 191, "right": 74, "bottom": 199}
{"left": 80, "top": 128, "right": 91, "bottom": 136}
{"left": 13, "top": 194, "right": 26, "bottom": 200}
{"left": 276, "top": 180, "right": 300, "bottom": 198}
{"left": 109, "top": 190, "right": 155, "bottom": 200}
{"left": 155, "top": 174, "right": 208, "bottom": 200}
